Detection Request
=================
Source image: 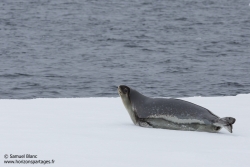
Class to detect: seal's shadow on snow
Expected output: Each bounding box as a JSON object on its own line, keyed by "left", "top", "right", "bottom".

{"left": 119, "top": 123, "right": 238, "bottom": 136}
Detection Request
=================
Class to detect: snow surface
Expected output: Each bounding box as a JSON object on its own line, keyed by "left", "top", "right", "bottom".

{"left": 1, "top": 95, "right": 250, "bottom": 167}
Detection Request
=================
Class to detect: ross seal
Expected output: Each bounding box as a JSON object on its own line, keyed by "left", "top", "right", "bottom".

{"left": 118, "top": 85, "right": 236, "bottom": 133}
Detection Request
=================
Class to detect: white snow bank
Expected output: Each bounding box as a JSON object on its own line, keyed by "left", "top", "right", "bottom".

{"left": 1, "top": 95, "right": 250, "bottom": 167}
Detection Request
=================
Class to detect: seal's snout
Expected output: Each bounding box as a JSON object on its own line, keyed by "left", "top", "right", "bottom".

{"left": 118, "top": 86, "right": 122, "bottom": 95}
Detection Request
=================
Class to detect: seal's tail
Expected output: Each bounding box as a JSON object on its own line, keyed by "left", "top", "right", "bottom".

{"left": 215, "top": 117, "right": 236, "bottom": 133}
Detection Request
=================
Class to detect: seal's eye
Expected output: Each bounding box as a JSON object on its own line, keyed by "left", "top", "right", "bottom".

{"left": 123, "top": 88, "right": 128, "bottom": 94}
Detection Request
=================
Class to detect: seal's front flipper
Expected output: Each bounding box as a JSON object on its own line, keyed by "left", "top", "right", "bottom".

{"left": 214, "top": 117, "right": 236, "bottom": 133}
{"left": 138, "top": 120, "right": 153, "bottom": 128}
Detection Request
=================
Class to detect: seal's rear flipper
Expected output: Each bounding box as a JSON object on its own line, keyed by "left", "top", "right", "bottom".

{"left": 215, "top": 117, "right": 236, "bottom": 133}
{"left": 223, "top": 124, "right": 233, "bottom": 133}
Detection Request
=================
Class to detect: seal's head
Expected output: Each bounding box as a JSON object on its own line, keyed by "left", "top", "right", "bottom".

{"left": 118, "top": 85, "right": 137, "bottom": 124}
{"left": 118, "top": 85, "right": 130, "bottom": 100}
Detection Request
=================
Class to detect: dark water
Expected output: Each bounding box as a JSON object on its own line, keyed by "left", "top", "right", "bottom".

{"left": 0, "top": 0, "right": 250, "bottom": 99}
